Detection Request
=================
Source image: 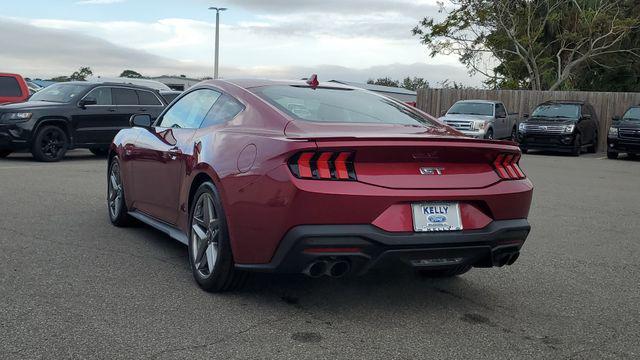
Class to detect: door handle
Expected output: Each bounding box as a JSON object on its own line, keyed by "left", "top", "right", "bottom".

{"left": 107, "top": 108, "right": 116, "bottom": 112}
{"left": 167, "top": 147, "right": 182, "bottom": 159}
{"left": 139, "top": 108, "right": 148, "bottom": 112}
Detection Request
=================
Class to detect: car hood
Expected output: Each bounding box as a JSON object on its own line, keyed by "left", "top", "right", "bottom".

{"left": 523, "top": 117, "right": 577, "bottom": 125}
{"left": 439, "top": 114, "right": 493, "bottom": 122}
{"left": 284, "top": 121, "right": 464, "bottom": 140}
{"left": 0, "top": 101, "right": 64, "bottom": 110}
{"left": 613, "top": 120, "right": 640, "bottom": 128}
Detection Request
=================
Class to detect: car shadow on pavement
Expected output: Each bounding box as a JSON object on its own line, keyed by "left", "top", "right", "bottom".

{"left": 1, "top": 150, "right": 104, "bottom": 162}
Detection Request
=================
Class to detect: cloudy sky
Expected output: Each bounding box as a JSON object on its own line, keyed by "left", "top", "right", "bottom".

{"left": 0, "top": 0, "right": 481, "bottom": 86}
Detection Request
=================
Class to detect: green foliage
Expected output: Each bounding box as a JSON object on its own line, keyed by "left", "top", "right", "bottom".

{"left": 401, "top": 77, "right": 429, "bottom": 91}
{"left": 367, "top": 77, "right": 400, "bottom": 87}
{"left": 413, "top": 0, "right": 640, "bottom": 91}
{"left": 120, "top": 70, "right": 143, "bottom": 78}
{"left": 68, "top": 67, "right": 93, "bottom": 81}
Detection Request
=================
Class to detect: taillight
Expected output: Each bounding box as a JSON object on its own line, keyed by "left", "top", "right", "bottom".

{"left": 493, "top": 153, "right": 526, "bottom": 180}
{"left": 288, "top": 151, "right": 356, "bottom": 180}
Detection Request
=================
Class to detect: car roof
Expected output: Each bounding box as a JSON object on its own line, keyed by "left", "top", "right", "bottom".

{"left": 455, "top": 99, "right": 500, "bottom": 105}
{"left": 53, "top": 81, "right": 160, "bottom": 92}
{"left": 540, "top": 100, "right": 585, "bottom": 105}
{"left": 220, "top": 78, "right": 356, "bottom": 90}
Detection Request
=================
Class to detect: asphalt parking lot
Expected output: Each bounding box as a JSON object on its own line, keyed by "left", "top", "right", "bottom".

{"left": 1, "top": 150, "right": 639, "bottom": 359}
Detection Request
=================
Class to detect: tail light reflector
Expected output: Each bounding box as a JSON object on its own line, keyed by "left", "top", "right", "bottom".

{"left": 494, "top": 153, "right": 526, "bottom": 180}
{"left": 289, "top": 151, "right": 356, "bottom": 180}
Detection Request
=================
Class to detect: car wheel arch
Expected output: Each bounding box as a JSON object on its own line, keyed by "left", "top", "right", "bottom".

{"left": 187, "top": 168, "right": 225, "bottom": 215}
{"left": 34, "top": 117, "right": 73, "bottom": 146}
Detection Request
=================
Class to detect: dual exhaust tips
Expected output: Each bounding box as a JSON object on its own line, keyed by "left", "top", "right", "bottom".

{"left": 494, "top": 251, "right": 520, "bottom": 267}
{"left": 303, "top": 259, "right": 351, "bottom": 278}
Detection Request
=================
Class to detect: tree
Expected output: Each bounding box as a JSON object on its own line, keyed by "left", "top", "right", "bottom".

{"left": 120, "top": 70, "right": 143, "bottom": 78}
{"left": 413, "top": 0, "right": 640, "bottom": 91}
{"left": 49, "top": 76, "right": 70, "bottom": 82}
{"left": 367, "top": 77, "right": 400, "bottom": 87}
{"left": 401, "top": 77, "right": 429, "bottom": 91}
{"left": 68, "top": 67, "right": 93, "bottom": 81}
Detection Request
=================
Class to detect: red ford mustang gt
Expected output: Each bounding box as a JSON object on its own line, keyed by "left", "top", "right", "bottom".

{"left": 107, "top": 78, "right": 533, "bottom": 292}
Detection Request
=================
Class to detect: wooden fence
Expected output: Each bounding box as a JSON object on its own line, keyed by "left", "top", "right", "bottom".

{"left": 417, "top": 88, "right": 640, "bottom": 149}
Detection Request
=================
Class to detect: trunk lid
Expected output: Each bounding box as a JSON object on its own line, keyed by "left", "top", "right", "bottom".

{"left": 286, "top": 121, "right": 518, "bottom": 190}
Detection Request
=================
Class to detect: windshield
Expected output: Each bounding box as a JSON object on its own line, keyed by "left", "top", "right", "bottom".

{"left": 531, "top": 104, "right": 579, "bottom": 119}
{"left": 29, "top": 83, "right": 89, "bottom": 103}
{"left": 447, "top": 102, "right": 493, "bottom": 116}
{"left": 622, "top": 107, "right": 640, "bottom": 121}
{"left": 251, "top": 86, "right": 437, "bottom": 127}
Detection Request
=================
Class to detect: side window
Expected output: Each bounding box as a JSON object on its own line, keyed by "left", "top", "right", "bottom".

{"left": 112, "top": 88, "right": 138, "bottom": 105}
{"left": 495, "top": 103, "right": 506, "bottom": 118}
{"left": 0, "top": 76, "right": 22, "bottom": 97}
{"left": 137, "top": 90, "right": 162, "bottom": 106}
{"left": 158, "top": 89, "right": 221, "bottom": 129}
{"left": 201, "top": 94, "right": 245, "bottom": 128}
{"left": 85, "top": 87, "right": 112, "bottom": 105}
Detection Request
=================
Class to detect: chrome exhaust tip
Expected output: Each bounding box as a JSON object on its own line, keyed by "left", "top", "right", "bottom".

{"left": 303, "top": 260, "right": 328, "bottom": 278}
{"left": 327, "top": 260, "right": 351, "bottom": 278}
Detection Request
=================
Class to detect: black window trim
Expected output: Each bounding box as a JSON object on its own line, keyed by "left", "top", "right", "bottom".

{"left": 78, "top": 85, "right": 165, "bottom": 107}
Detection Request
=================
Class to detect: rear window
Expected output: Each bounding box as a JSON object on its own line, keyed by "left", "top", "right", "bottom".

{"left": 0, "top": 76, "right": 22, "bottom": 97}
{"left": 447, "top": 102, "right": 494, "bottom": 116}
{"left": 251, "top": 86, "right": 436, "bottom": 126}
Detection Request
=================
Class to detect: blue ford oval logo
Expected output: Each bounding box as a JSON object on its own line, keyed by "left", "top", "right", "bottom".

{"left": 428, "top": 215, "right": 447, "bottom": 223}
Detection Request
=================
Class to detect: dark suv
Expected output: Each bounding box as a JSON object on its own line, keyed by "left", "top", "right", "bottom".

{"left": 607, "top": 106, "right": 640, "bottom": 159}
{"left": 518, "top": 100, "right": 599, "bottom": 156}
{"left": 0, "top": 81, "right": 167, "bottom": 161}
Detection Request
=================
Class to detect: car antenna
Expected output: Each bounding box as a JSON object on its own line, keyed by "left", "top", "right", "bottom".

{"left": 306, "top": 74, "right": 319, "bottom": 89}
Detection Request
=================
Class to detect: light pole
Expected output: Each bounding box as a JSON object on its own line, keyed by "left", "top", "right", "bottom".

{"left": 209, "top": 6, "right": 227, "bottom": 79}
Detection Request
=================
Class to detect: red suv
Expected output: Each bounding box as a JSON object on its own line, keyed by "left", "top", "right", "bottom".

{"left": 107, "top": 78, "right": 533, "bottom": 292}
{"left": 0, "top": 73, "right": 30, "bottom": 105}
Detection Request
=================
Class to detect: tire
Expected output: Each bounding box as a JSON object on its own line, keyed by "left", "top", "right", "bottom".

{"left": 629, "top": 153, "right": 638, "bottom": 160}
{"left": 607, "top": 151, "right": 618, "bottom": 160}
{"left": 0, "top": 150, "right": 11, "bottom": 158}
{"left": 188, "top": 182, "right": 247, "bottom": 292}
{"left": 417, "top": 264, "right": 472, "bottom": 278}
{"left": 510, "top": 127, "right": 518, "bottom": 142}
{"left": 90, "top": 147, "right": 109, "bottom": 157}
{"left": 587, "top": 132, "right": 598, "bottom": 153}
{"left": 107, "top": 157, "right": 133, "bottom": 227}
{"left": 31, "top": 125, "right": 68, "bottom": 162}
{"left": 571, "top": 133, "right": 582, "bottom": 157}
{"left": 485, "top": 129, "right": 494, "bottom": 140}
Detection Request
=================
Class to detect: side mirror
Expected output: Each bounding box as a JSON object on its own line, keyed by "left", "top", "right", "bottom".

{"left": 130, "top": 114, "right": 153, "bottom": 128}
{"left": 497, "top": 113, "right": 506, "bottom": 119}
{"left": 523, "top": 113, "right": 529, "bottom": 119}
{"left": 612, "top": 115, "right": 621, "bottom": 122}
{"left": 79, "top": 97, "right": 97, "bottom": 108}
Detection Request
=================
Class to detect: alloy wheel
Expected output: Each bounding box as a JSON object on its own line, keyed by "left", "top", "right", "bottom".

{"left": 108, "top": 162, "right": 124, "bottom": 219}
{"left": 40, "top": 128, "right": 65, "bottom": 159}
{"left": 191, "top": 193, "right": 220, "bottom": 278}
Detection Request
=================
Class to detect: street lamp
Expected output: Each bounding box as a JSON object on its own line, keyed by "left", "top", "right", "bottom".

{"left": 208, "top": 6, "right": 227, "bottom": 79}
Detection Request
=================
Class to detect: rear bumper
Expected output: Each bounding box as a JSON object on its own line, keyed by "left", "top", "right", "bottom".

{"left": 518, "top": 133, "right": 577, "bottom": 152}
{"left": 608, "top": 138, "right": 640, "bottom": 153}
{"left": 235, "top": 219, "right": 530, "bottom": 274}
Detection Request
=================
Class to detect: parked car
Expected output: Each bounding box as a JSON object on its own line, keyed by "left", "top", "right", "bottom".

{"left": 607, "top": 106, "right": 640, "bottom": 159}
{"left": 0, "top": 81, "right": 167, "bottom": 161}
{"left": 107, "top": 78, "right": 533, "bottom": 292}
{"left": 0, "top": 73, "right": 30, "bottom": 105}
{"left": 439, "top": 100, "right": 518, "bottom": 140}
{"left": 160, "top": 90, "right": 182, "bottom": 104}
{"left": 518, "top": 100, "right": 599, "bottom": 156}
{"left": 87, "top": 76, "right": 172, "bottom": 92}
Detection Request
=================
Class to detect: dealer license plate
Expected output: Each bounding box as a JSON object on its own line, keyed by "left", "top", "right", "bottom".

{"left": 412, "top": 202, "right": 463, "bottom": 232}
